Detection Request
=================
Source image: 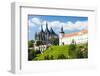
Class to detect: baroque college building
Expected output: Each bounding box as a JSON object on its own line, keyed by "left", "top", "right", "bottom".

{"left": 59, "top": 27, "right": 88, "bottom": 45}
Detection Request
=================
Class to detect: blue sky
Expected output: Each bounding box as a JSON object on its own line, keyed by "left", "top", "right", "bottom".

{"left": 28, "top": 15, "right": 88, "bottom": 40}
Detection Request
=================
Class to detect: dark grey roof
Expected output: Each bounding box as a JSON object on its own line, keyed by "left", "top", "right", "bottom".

{"left": 40, "top": 25, "right": 44, "bottom": 33}
{"left": 45, "top": 22, "right": 50, "bottom": 34}
{"left": 50, "top": 27, "right": 58, "bottom": 36}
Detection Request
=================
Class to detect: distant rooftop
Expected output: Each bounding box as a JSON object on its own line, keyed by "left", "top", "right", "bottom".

{"left": 63, "top": 29, "right": 88, "bottom": 38}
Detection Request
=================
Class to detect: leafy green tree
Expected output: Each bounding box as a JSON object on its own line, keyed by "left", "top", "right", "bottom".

{"left": 36, "top": 40, "right": 43, "bottom": 46}
{"left": 76, "top": 48, "right": 84, "bottom": 58}
{"left": 76, "top": 43, "right": 88, "bottom": 58}
{"left": 28, "top": 40, "right": 34, "bottom": 48}
{"left": 68, "top": 40, "right": 77, "bottom": 58}
{"left": 50, "top": 38, "right": 59, "bottom": 45}
{"left": 28, "top": 49, "right": 36, "bottom": 60}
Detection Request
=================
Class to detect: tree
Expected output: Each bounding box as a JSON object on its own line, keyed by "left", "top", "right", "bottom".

{"left": 76, "top": 43, "right": 88, "bottom": 58}
{"left": 76, "top": 47, "right": 84, "bottom": 58}
{"left": 28, "top": 40, "right": 34, "bottom": 48}
{"left": 50, "top": 38, "right": 59, "bottom": 45}
{"left": 68, "top": 40, "right": 77, "bottom": 58}
{"left": 68, "top": 40, "right": 76, "bottom": 52}
{"left": 36, "top": 40, "right": 43, "bottom": 46}
{"left": 28, "top": 49, "right": 36, "bottom": 60}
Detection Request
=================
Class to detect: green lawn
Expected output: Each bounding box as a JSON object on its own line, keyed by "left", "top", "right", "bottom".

{"left": 33, "top": 45, "right": 70, "bottom": 60}
{"left": 31, "top": 43, "right": 88, "bottom": 60}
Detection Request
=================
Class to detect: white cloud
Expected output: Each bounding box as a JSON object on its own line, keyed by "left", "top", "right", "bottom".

{"left": 28, "top": 20, "right": 35, "bottom": 27}
{"left": 63, "top": 21, "right": 88, "bottom": 31}
{"left": 31, "top": 17, "right": 41, "bottom": 25}
{"left": 46, "top": 20, "right": 88, "bottom": 31}
{"left": 48, "top": 21, "right": 65, "bottom": 29}
{"left": 28, "top": 17, "right": 42, "bottom": 27}
{"left": 29, "top": 17, "right": 88, "bottom": 32}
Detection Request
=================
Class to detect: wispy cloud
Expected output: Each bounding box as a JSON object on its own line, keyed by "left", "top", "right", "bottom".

{"left": 28, "top": 20, "right": 35, "bottom": 27}
{"left": 31, "top": 17, "right": 41, "bottom": 25}
{"left": 28, "top": 17, "right": 42, "bottom": 27}
{"left": 64, "top": 21, "right": 88, "bottom": 31}
{"left": 29, "top": 17, "right": 88, "bottom": 32}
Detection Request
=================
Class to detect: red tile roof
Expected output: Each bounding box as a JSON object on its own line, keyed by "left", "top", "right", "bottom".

{"left": 63, "top": 30, "right": 88, "bottom": 38}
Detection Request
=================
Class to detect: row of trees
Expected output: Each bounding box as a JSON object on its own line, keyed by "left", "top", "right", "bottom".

{"left": 28, "top": 38, "right": 59, "bottom": 48}
{"left": 68, "top": 40, "right": 88, "bottom": 58}
{"left": 35, "top": 37, "right": 59, "bottom": 46}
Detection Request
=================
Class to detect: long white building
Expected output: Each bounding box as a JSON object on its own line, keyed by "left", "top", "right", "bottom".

{"left": 59, "top": 27, "right": 88, "bottom": 45}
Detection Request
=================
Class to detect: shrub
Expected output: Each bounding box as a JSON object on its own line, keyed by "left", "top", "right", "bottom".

{"left": 57, "top": 54, "right": 66, "bottom": 59}
{"left": 68, "top": 41, "right": 77, "bottom": 58}
{"left": 44, "top": 55, "right": 50, "bottom": 60}
{"left": 28, "top": 49, "right": 36, "bottom": 60}
{"left": 50, "top": 55, "right": 54, "bottom": 60}
{"left": 68, "top": 43, "right": 76, "bottom": 51}
{"left": 76, "top": 44, "right": 88, "bottom": 58}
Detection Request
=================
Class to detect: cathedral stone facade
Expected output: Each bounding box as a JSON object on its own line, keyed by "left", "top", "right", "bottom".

{"left": 34, "top": 22, "right": 58, "bottom": 53}
{"left": 35, "top": 22, "right": 58, "bottom": 45}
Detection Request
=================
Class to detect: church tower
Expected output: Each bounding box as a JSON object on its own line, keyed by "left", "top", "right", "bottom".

{"left": 59, "top": 26, "right": 64, "bottom": 38}
{"left": 59, "top": 26, "right": 64, "bottom": 45}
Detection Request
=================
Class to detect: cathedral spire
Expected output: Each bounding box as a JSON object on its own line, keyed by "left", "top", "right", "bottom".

{"left": 60, "top": 26, "right": 64, "bottom": 33}
{"left": 46, "top": 22, "right": 48, "bottom": 29}
{"left": 45, "top": 22, "right": 50, "bottom": 34}
{"left": 41, "top": 24, "right": 43, "bottom": 32}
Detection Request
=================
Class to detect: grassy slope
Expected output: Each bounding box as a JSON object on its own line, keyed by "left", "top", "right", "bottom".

{"left": 33, "top": 45, "right": 70, "bottom": 60}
